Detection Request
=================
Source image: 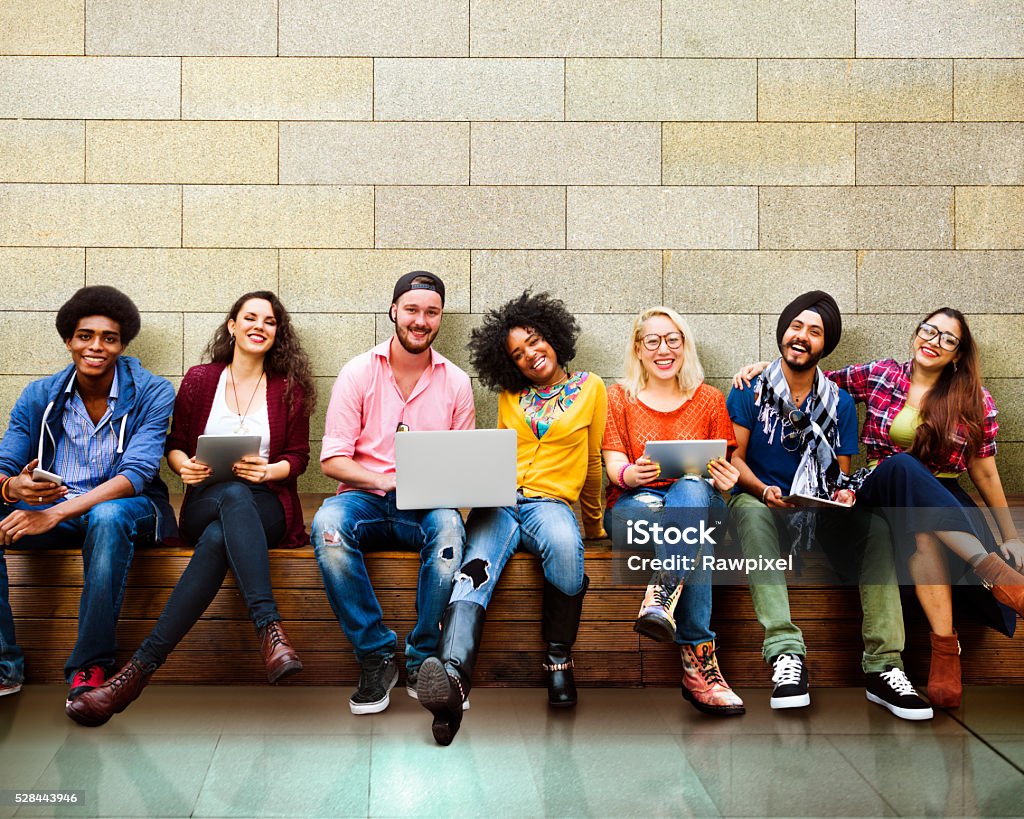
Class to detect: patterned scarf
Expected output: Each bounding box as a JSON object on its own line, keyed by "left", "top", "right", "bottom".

{"left": 754, "top": 359, "right": 868, "bottom": 552}
{"left": 520, "top": 371, "right": 589, "bottom": 438}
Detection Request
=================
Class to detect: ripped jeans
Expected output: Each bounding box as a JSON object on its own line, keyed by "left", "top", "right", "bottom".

{"left": 604, "top": 478, "right": 725, "bottom": 647}
{"left": 311, "top": 491, "right": 464, "bottom": 670}
{"left": 449, "top": 494, "right": 585, "bottom": 609}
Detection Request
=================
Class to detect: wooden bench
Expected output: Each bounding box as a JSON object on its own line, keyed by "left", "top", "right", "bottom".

{"left": 6, "top": 495, "right": 1024, "bottom": 687}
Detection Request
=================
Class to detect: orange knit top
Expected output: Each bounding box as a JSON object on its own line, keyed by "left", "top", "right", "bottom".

{"left": 602, "top": 382, "right": 736, "bottom": 509}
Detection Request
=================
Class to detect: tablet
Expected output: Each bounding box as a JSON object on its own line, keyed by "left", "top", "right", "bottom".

{"left": 782, "top": 493, "right": 852, "bottom": 509}
{"left": 194, "top": 434, "right": 262, "bottom": 485}
{"left": 643, "top": 440, "right": 728, "bottom": 480}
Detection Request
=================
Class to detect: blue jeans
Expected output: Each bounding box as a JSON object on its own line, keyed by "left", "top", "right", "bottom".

{"left": 0, "top": 495, "right": 156, "bottom": 683}
{"left": 605, "top": 479, "right": 725, "bottom": 646}
{"left": 311, "top": 491, "right": 464, "bottom": 670}
{"left": 450, "top": 494, "right": 586, "bottom": 608}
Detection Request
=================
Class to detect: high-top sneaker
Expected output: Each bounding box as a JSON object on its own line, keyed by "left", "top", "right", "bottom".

{"left": 866, "top": 667, "right": 934, "bottom": 720}
{"left": 770, "top": 653, "right": 810, "bottom": 709}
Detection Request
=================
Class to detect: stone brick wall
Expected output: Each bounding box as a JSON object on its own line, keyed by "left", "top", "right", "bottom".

{"left": 1, "top": 1, "right": 1022, "bottom": 493}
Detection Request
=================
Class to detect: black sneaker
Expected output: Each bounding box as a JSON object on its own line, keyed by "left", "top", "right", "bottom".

{"left": 770, "top": 653, "right": 810, "bottom": 709}
{"left": 406, "top": 667, "right": 418, "bottom": 700}
{"left": 349, "top": 654, "right": 398, "bottom": 715}
{"left": 866, "top": 667, "right": 934, "bottom": 721}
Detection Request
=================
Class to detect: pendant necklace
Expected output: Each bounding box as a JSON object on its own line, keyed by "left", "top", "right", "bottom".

{"left": 229, "top": 366, "right": 265, "bottom": 434}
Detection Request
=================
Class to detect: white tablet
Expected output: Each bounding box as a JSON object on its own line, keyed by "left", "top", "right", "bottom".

{"left": 782, "top": 493, "right": 852, "bottom": 509}
{"left": 194, "top": 434, "right": 262, "bottom": 485}
{"left": 643, "top": 439, "right": 728, "bottom": 480}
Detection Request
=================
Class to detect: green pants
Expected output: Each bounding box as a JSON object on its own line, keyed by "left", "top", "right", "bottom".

{"left": 728, "top": 491, "right": 905, "bottom": 673}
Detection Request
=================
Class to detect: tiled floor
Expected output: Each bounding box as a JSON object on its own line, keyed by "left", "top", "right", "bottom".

{"left": 1, "top": 685, "right": 1022, "bottom": 818}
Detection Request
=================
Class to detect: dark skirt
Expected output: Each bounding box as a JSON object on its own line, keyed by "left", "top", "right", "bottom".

{"left": 859, "top": 453, "right": 1015, "bottom": 637}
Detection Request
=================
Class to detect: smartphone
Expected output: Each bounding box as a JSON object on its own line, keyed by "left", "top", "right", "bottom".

{"left": 32, "top": 467, "right": 65, "bottom": 486}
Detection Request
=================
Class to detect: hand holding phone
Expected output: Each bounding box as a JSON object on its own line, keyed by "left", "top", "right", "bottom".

{"left": 32, "top": 467, "right": 65, "bottom": 486}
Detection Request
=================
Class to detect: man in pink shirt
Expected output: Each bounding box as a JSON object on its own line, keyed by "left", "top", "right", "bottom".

{"left": 312, "top": 272, "right": 475, "bottom": 714}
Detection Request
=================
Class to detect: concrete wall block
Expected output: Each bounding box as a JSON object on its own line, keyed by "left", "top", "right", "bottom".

{"left": 471, "top": 122, "right": 661, "bottom": 186}
{"left": 566, "top": 58, "right": 756, "bottom": 121}
{"left": 280, "top": 122, "right": 469, "bottom": 185}
{"left": 759, "top": 186, "right": 954, "bottom": 250}
{"left": 0, "top": 120, "right": 83, "bottom": 183}
{"left": 955, "top": 59, "right": 1024, "bottom": 121}
{"left": 471, "top": 250, "right": 662, "bottom": 314}
{"left": 0, "top": 248, "right": 84, "bottom": 311}
{"left": 986, "top": 380, "right": 1024, "bottom": 442}
{"left": 86, "top": 249, "right": 279, "bottom": 312}
{"left": 87, "top": 121, "right": 278, "bottom": 185}
{"left": 663, "top": 250, "right": 857, "bottom": 313}
{"left": 856, "top": 251, "right": 1024, "bottom": 314}
{"left": 858, "top": 123, "right": 1024, "bottom": 186}
{"left": 758, "top": 59, "right": 951, "bottom": 122}
{"left": 183, "top": 185, "right": 374, "bottom": 249}
{"left": 86, "top": 0, "right": 277, "bottom": 56}
{"left": 291, "top": 313, "right": 378, "bottom": 379}
{"left": 0, "top": 0, "right": 84, "bottom": 56}
{"left": 663, "top": 0, "right": 854, "bottom": 58}
{"left": 374, "top": 58, "right": 563, "bottom": 121}
{"left": 375, "top": 186, "right": 565, "bottom": 249}
{"left": 0, "top": 183, "right": 181, "bottom": 247}
{"left": 279, "top": 249, "right": 471, "bottom": 312}
{"left": 280, "top": 0, "right": 468, "bottom": 57}
{"left": 470, "top": 0, "right": 660, "bottom": 57}
{"left": 857, "top": 0, "right": 1024, "bottom": 58}
{"left": 663, "top": 122, "right": 855, "bottom": 186}
{"left": 182, "top": 58, "right": 372, "bottom": 120}
{"left": 0, "top": 57, "right": 180, "bottom": 119}
{"left": 956, "top": 187, "right": 1024, "bottom": 249}
{"left": 567, "top": 186, "right": 758, "bottom": 250}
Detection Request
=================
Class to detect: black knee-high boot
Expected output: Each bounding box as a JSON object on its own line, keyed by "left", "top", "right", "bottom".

{"left": 542, "top": 575, "right": 589, "bottom": 708}
{"left": 416, "top": 600, "right": 485, "bottom": 746}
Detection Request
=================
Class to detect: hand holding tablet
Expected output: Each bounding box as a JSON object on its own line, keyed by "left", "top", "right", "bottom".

{"left": 193, "top": 435, "right": 262, "bottom": 485}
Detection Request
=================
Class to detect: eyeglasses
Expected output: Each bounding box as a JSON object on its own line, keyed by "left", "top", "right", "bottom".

{"left": 781, "top": 408, "right": 810, "bottom": 453}
{"left": 640, "top": 332, "right": 684, "bottom": 351}
{"left": 916, "top": 322, "right": 960, "bottom": 352}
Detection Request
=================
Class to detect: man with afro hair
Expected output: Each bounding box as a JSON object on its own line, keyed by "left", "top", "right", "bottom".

{"left": 0, "top": 286, "right": 176, "bottom": 718}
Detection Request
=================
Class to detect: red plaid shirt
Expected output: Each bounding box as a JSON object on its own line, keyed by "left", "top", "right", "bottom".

{"left": 824, "top": 359, "right": 998, "bottom": 475}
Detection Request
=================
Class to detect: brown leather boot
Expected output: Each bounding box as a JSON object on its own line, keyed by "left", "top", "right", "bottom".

{"left": 259, "top": 621, "right": 303, "bottom": 684}
{"left": 65, "top": 659, "right": 155, "bottom": 727}
{"left": 927, "top": 632, "right": 962, "bottom": 709}
{"left": 973, "top": 553, "right": 1024, "bottom": 618}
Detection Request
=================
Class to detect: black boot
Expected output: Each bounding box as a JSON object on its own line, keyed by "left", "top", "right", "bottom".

{"left": 542, "top": 575, "right": 589, "bottom": 708}
{"left": 416, "top": 600, "right": 485, "bottom": 746}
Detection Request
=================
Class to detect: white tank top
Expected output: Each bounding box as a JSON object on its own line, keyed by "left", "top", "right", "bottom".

{"left": 203, "top": 368, "right": 271, "bottom": 459}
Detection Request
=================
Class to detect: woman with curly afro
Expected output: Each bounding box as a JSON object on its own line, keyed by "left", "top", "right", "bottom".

{"left": 67, "top": 291, "right": 316, "bottom": 727}
{"left": 417, "top": 291, "right": 607, "bottom": 745}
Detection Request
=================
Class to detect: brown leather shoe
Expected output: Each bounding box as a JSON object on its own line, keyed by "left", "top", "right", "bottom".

{"left": 973, "top": 553, "right": 1024, "bottom": 618}
{"left": 927, "top": 632, "right": 962, "bottom": 709}
{"left": 259, "top": 621, "right": 303, "bottom": 684}
{"left": 65, "top": 660, "right": 154, "bottom": 727}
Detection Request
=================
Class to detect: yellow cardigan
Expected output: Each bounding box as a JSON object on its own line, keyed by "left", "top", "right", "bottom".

{"left": 497, "top": 372, "right": 607, "bottom": 538}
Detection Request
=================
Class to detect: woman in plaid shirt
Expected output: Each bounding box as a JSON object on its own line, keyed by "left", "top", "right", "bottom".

{"left": 737, "top": 307, "right": 1024, "bottom": 708}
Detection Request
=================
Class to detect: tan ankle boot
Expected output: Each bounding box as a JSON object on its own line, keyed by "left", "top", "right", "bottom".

{"left": 927, "top": 632, "right": 962, "bottom": 709}
{"left": 973, "top": 553, "right": 1024, "bottom": 618}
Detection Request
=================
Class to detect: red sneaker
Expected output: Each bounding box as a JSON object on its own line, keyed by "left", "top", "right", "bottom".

{"left": 66, "top": 664, "right": 106, "bottom": 706}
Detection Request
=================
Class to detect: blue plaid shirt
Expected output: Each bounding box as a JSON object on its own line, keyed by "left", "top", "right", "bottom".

{"left": 53, "top": 371, "right": 120, "bottom": 497}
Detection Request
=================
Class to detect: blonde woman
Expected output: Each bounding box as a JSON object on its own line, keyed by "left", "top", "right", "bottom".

{"left": 602, "top": 307, "right": 744, "bottom": 716}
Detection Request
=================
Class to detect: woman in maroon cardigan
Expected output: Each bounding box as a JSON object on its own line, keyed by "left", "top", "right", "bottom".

{"left": 66, "top": 292, "right": 315, "bottom": 727}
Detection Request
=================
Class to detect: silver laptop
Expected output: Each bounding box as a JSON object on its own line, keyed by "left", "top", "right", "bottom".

{"left": 395, "top": 429, "right": 517, "bottom": 510}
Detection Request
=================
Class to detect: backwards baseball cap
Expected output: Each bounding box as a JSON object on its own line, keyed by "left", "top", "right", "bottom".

{"left": 392, "top": 271, "right": 445, "bottom": 307}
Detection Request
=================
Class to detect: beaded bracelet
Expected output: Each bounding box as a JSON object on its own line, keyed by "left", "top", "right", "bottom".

{"left": 617, "top": 462, "right": 632, "bottom": 490}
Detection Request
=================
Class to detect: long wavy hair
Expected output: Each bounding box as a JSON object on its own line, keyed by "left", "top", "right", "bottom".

{"left": 620, "top": 307, "right": 704, "bottom": 401}
{"left": 204, "top": 291, "right": 315, "bottom": 417}
{"left": 910, "top": 307, "right": 984, "bottom": 466}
